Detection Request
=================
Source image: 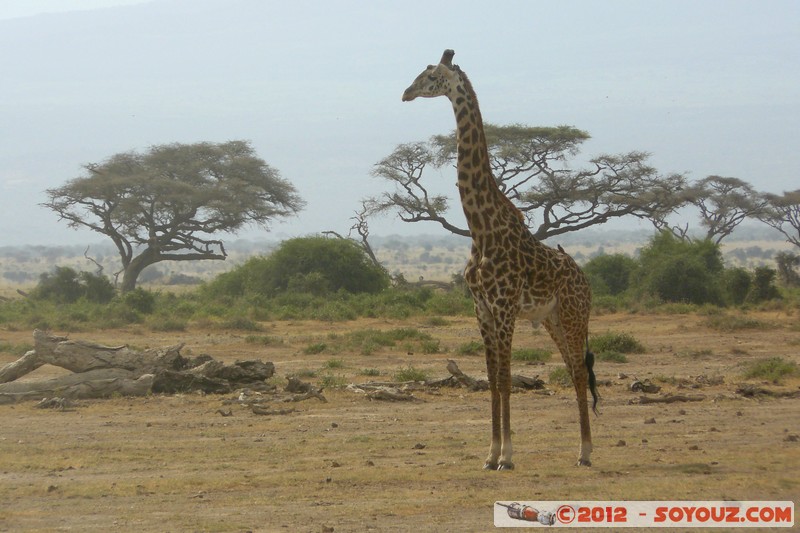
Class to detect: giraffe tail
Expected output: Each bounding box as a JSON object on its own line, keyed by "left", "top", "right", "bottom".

{"left": 585, "top": 336, "right": 600, "bottom": 416}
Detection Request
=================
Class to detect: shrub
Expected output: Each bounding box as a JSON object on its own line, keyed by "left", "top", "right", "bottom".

{"left": 775, "top": 252, "right": 800, "bottom": 287}
{"left": 119, "top": 288, "right": 156, "bottom": 314}
{"left": 512, "top": 348, "right": 551, "bottom": 362}
{"left": 245, "top": 335, "right": 284, "bottom": 346}
{"left": 548, "top": 366, "right": 572, "bottom": 386}
{"left": 456, "top": 340, "right": 484, "bottom": 356}
{"left": 633, "top": 232, "right": 724, "bottom": 305}
{"left": 590, "top": 331, "right": 645, "bottom": 354}
{"left": 303, "top": 343, "right": 327, "bottom": 355}
{"left": 743, "top": 357, "right": 798, "bottom": 383}
{"left": 394, "top": 365, "right": 429, "bottom": 382}
{"left": 319, "top": 373, "right": 347, "bottom": 388}
{"left": 747, "top": 266, "right": 781, "bottom": 303}
{"left": 203, "top": 236, "right": 390, "bottom": 299}
{"left": 597, "top": 351, "right": 628, "bottom": 363}
{"left": 30, "top": 266, "right": 115, "bottom": 304}
{"left": 723, "top": 267, "right": 752, "bottom": 305}
{"left": 148, "top": 316, "right": 187, "bottom": 332}
{"left": 583, "top": 254, "right": 637, "bottom": 296}
{"left": 704, "top": 313, "right": 769, "bottom": 331}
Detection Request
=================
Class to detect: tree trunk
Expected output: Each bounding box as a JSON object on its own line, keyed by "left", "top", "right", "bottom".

{"left": 120, "top": 249, "right": 156, "bottom": 293}
{"left": 0, "top": 330, "right": 275, "bottom": 404}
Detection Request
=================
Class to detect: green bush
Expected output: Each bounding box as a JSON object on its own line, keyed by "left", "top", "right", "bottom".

{"left": 584, "top": 254, "right": 637, "bottom": 296}
{"left": 743, "top": 357, "right": 798, "bottom": 383}
{"left": 747, "top": 266, "right": 781, "bottom": 303}
{"left": 704, "top": 313, "right": 769, "bottom": 331}
{"left": 512, "top": 348, "right": 551, "bottom": 362}
{"left": 30, "top": 266, "right": 115, "bottom": 304}
{"left": 394, "top": 366, "right": 429, "bottom": 382}
{"left": 597, "top": 351, "right": 628, "bottom": 363}
{"left": 548, "top": 366, "right": 572, "bottom": 386}
{"left": 203, "top": 236, "right": 389, "bottom": 299}
{"left": 119, "top": 288, "right": 155, "bottom": 314}
{"left": 724, "top": 267, "right": 752, "bottom": 305}
{"left": 633, "top": 232, "right": 725, "bottom": 305}
{"left": 590, "top": 331, "right": 645, "bottom": 354}
{"left": 456, "top": 340, "right": 484, "bottom": 356}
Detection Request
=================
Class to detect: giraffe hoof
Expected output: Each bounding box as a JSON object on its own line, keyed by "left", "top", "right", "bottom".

{"left": 483, "top": 461, "right": 498, "bottom": 470}
{"left": 497, "top": 462, "right": 515, "bottom": 471}
{"left": 576, "top": 458, "right": 592, "bottom": 467}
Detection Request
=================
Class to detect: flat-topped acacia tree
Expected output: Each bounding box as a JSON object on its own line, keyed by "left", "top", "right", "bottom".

{"left": 42, "top": 140, "right": 304, "bottom": 292}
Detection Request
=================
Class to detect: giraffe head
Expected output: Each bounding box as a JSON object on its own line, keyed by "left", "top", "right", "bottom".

{"left": 402, "top": 49, "right": 459, "bottom": 102}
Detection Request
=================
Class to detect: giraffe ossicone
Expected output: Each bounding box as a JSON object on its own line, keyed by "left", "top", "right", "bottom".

{"left": 403, "top": 49, "right": 599, "bottom": 470}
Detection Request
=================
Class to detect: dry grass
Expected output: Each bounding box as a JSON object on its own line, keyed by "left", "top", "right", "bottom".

{"left": 1, "top": 312, "right": 799, "bottom": 532}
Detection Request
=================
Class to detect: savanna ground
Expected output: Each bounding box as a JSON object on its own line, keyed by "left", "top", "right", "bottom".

{"left": 1, "top": 310, "right": 798, "bottom": 532}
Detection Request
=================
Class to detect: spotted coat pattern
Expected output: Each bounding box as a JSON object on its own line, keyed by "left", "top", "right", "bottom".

{"left": 403, "top": 50, "right": 596, "bottom": 469}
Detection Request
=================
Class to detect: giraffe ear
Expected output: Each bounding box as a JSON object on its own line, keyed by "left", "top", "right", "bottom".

{"left": 440, "top": 49, "right": 455, "bottom": 67}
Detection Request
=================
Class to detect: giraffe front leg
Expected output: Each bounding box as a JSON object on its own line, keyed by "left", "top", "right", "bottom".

{"left": 496, "top": 382, "right": 514, "bottom": 470}
{"left": 475, "top": 297, "right": 502, "bottom": 470}
{"left": 496, "top": 324, "right": 515, "bottom": 471}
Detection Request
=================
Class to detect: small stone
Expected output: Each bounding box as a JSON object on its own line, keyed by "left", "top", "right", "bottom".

{"left": 644, "top": 417, "right": 656, "bottom": 424}
{"left": 330, "top": 422, "right": 338, "bottom": 428}
{"left": 413, "top": 443, "right": 426, "bottom": 449}
{"left": 616, "top": 439, "right": 626, "bottom": 447}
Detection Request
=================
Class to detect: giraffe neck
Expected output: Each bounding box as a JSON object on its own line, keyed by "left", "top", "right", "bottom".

{"left": 449, "top": 70, "right": 524, "bottom": 240}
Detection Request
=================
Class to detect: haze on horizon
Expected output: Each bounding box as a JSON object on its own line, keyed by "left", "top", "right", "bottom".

{"left": 1, "top": 0, "right": 798, "bottom": 247}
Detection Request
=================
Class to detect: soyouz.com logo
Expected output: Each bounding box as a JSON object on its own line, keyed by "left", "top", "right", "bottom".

{"left": 494, "top": 501, "right": 794, "bottom": 528}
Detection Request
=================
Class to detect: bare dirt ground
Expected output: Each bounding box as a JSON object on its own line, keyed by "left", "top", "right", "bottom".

{"left": 1, "top": 311, "right": 798, "bottom": 532}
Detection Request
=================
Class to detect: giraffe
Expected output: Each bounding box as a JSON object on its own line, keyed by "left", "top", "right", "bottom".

{"left": 402, "top": 49, "right": 599, "bottom": 470}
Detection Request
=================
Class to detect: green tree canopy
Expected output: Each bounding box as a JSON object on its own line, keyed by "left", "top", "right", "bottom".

{"left": 759, "top": 189, "right": 800, "bottom": 249}
{"left": 369, "top": 123, "right": 689, "bottom": 240}
{"left": 653, "top": 175, "right": 768, "bottom": 244}
{"left": 42, "top": 141, "right": 304, "bottom": 292}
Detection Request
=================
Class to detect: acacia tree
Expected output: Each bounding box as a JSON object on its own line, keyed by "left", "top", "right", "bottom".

{"left": 369, "top": 124, "right": 688, "bottom": 240}
{"left": 42, "top": 141, "right": 304, "bottom": 292}
{"left": 653, "top": 175, "right": 767, "bottom": 244}
{"left": 758, "top": 189, "right": 800, "bottom": 248}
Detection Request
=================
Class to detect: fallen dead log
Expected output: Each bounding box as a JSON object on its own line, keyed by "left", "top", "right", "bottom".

{"left": 345, "top": 360, "right": 546, "bottom": 401}
{"left": 735, "top": 384, "right": 800, "bottom": 399}
{"left": 630, "top": 394, "right": 706, "bottom": 405}
{"left": 426, "top": 360, "right": 545, "bottom": 391}
{"left": 0, "top": 330, "right": 275, "bottom": 403}
{"left": 226, "top": 378, "right": 328, "bottom": 409}
{"left": 251, "top": 406, "right": 297, "bottom": 416}
{"left": 346, "top": 383, "right": 419, "bottom": 401}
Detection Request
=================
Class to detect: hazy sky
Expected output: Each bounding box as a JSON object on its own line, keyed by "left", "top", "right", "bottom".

{"left": 1, "top": 0, "right": 798, "bottom": 246}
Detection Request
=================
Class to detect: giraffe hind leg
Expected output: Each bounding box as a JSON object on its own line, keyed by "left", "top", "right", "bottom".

{"left": 544, "top": 317, "right": 593, "bottom": 466}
